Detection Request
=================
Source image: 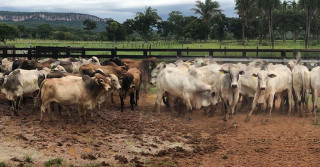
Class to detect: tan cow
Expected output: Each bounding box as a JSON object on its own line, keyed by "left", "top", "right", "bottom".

{"left": 40, "top": 74, "right": 111, "bottom": 124}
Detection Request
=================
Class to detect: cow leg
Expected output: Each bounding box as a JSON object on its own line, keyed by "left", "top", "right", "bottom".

{"left": 110, "top": 93, "right": 114, "bottom": 104}
{"left": 313, "top": 90, "right": 318, "bottom": 123}
{"left": 130, "top": 92, "right": 135, "bottom": 111}
{"left": 120, "top": 94, "right": 125, "bottom": 112}
{"left": 245, "top": 92, "right": 260, "bottom": 122}
{"left": 267, "top": 94, "right": 275, "bottom": 117}
{"left": 183, "top": 93, "right": 193, "bottom": 121}
{"left": 288, "top": 88, "right": 293, "bottom": 117}
{"left": 40, "top": 102, "right": 48, "bottom": 123}
{"left": 78, "top": 107, "right": 86, "bottom": 125}
{"left": 154, "top": 90, "right": 164, "bottom": 113}
{"left": 135, "top": 89, "right": 139, "bottom": 107}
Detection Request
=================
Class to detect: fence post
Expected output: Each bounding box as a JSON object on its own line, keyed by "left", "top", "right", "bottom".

{"left": 112, "top": 47, "right": 117, "bottom": 58}
{"left": 224, "top": 46, "right": 227, "bottom": 56}
{"left": 177, "top": 50, "right": 182, "bottom": 59}
{"left": 256, "top": 46, "right": 259, "bottom": 57}
{"left": 3, "top": 48, "right": 7, "bottom": 58}
{"left": 187, "top": 47, "right": 189, "bottom": 56}
{"left": 281, "top": 50, "right": 286, "bottom": 58}
{"left": 149, "top": 45, "right": 152, "bottom": 56}
{"left": 143, "top": 49, "right": 148, "bottom": 58}
{"left": 293, "top": 49, "right": 298, "bottom": 58}
{"left": 81, "top": 47, "right": 85, "bottom": 57}
{"left": 209, "top": 50, "right": 213, "bottom": 58}
{"left": 242, "top": 51, "right": 246, "bottom": 57}
{"left": 28, "top": 48, "right": 32, "bottom": 60}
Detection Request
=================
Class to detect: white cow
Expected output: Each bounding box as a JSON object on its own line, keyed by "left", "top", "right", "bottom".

{"left": 0, "top": 69, "right": 45, "bottom": 116}
{"left": 153, "top": 67, "right": 215, "bottom": 120}
{"left": 311, "top": 66, "right": 320, "bottom": 122}
{"left": 245, "top": 65, "right": 293, "bottom": 122}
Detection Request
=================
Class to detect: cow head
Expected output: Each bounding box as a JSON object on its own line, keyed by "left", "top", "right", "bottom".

{"left": 50, "top": 61, "right": 60, "bottom": 69}
{"left": 121, "top": 73, "right": 134, "bottom": 91}
{"left": 107, "top": 74, "right": 121, "bottom": 90}
{"left": 252, "top": 68, "right": 276, "bottom": 90}
{"left": 149, "top": 57, "right": 158, "bottom": 70}
{"left": 150, "top": 62, "right": 166, "bottom": 85}
{"left": 93, "top": 74, "right": 111, "bottom": 91}
{"left": 219, "top": 64, "right": 245, "bottom": 89}
{"left": 91, "top": 56, "right": 100, "bottom": 65}
{"left": 194, "top": 58, "right": 205, "bottom": 67}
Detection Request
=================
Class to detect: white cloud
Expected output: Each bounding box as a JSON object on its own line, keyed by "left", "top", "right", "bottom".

{"left": 0, "top": 0, "right": 237, "bottom": 22}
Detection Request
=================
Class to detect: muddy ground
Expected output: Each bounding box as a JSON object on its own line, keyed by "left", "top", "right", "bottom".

{"left": 0, "top": 92, "right": 320, "bottom": 167}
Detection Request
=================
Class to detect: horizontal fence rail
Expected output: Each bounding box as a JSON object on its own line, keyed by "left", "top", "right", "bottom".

{"left": 0, "top": 46, "right": 319, "bottom": 61}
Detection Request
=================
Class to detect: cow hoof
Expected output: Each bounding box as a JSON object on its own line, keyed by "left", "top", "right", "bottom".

{"left": 232, "top": 123, "right": 239, "bottom": 128}
{"left": 244, "top": 117, "right": 250, "bottom": 123}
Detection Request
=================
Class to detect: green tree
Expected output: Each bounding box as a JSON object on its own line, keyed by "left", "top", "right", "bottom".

{"left": 183, "top": 16, "right": 206, "bottom": 41}
{"left": 235, "top": 0, "right": 257, "bottom": 45}
{"left": 36, "top": 24, "right": 53, "bottom": 39}
{"left": 167, "top": 11, "right": 185, "bottom": 39}
{"left": 299, "top": 0, "right": 319, "bottom": 48}
{"left": 83, "top": 19, "right": 97, "bottom": 31}
{"left": 191, "top": 0, "right": 222, "bottom": 41}
{"left": 157, "top": 20, "right": 174, "bottom": 41}
{"left": 106, "top": 20, "right": 126, "bottom": 42}
{"left": 257, "top": 0, "right": 281, "bottom": 49}
{"left": 133, "top": 6, "right": 161, "bottom": 42}
{"left": 0, "top": 23, "right": 19, "bottom": 43}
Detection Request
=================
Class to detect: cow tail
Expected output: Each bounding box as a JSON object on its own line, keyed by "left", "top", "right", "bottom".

{"left": 301, "top": 71, "right": 305, "bottom": 103}
{"left": 34, "top": 79, "right": 46, "bottom": 107}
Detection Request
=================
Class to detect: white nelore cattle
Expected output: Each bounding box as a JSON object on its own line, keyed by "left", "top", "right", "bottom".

{"left": 0, "top": 69, "right": 45, "bottom": 116}
{"left": 1, "top": 58, "right": 13, "bottom": 72}
{"left": 40, "top": 74, "right": 111, "bottom": 123}
{"left": 291, "top": 65, "right": 310, "bottom": 116}
{"left": 245, "top": 65, "right": 293, "bottom": 122}
{"left": 153, "top": 66, "right": 215, "bottom": 120}
{"left": 50, "top": 56, "right": 100, "bottom": 74}
{"left": 219, "top": 64, "right": 245, "bottom": 123}
{"left": 311, "top": 67, "right": 320, "bottom": 122}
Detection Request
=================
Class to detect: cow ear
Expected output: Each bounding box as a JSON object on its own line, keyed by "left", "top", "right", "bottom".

{"left": 12, "top": 69, "right": 20, "bottom": 75}
{"left": 239, "top": 70, "right": 245, "bottom": 75}
{"left": 82, "top": 75, "right": 91, "bottom": 81}
{"left": 219, "top": 69, "right": 228, "bottom": 74}
{"left": 268, "top": 74, "right": 276, "bottom": 78}
{"left": 252, "top": 73, "right": 258, "bottom": 78}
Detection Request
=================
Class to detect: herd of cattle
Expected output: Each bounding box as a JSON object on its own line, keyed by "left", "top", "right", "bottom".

{"left": 0, "top": 55, "right": 319, "bottom": 124}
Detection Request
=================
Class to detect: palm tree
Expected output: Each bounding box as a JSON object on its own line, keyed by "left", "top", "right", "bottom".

{"left": 235, "top": 0, "right": 257, "bottom": 45}
{"left": 257, "top": 0, "right": 281, "bottom": 49}
{"left": 134, "top": 6, "right": 161, "bottom": 42}
{"left": 299, "top": 0, "right": 319, "bottom": 48}
{"left": 191, "top": 0, "right": 222, "bottom": 41}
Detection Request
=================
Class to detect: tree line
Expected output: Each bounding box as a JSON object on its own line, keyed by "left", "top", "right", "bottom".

{"left": 0, "top": 0, "right": 319, "bottom": 48}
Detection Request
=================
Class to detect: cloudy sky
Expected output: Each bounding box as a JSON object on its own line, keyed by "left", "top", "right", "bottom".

{"left": 0, "top": 0, "right": 237, "bottom": 22}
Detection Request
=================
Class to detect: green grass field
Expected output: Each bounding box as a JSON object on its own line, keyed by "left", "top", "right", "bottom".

{"left": 1, "top": 39, "right": 320, "bottom": 58}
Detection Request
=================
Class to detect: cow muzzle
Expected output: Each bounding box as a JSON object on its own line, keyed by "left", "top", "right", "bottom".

{"left": 260, "top": 87, "right": 266, "bottom": 90}
{"left": 231, "top": 84, "right": 238, "bottom": 89}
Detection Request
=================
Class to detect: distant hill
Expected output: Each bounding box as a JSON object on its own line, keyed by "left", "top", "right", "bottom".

{"left": 0, "top": 11, "right": 110, "bottom": 32}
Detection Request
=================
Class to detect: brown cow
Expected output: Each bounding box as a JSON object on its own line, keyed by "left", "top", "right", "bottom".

{"left": 119, "top": 68, "right": 142, "bottom": 112}
{"left": 79, "top": 64, "right": 127, "bottom": 79}
{"left": 122, "top": 57, "right": 158, "bottom": 93}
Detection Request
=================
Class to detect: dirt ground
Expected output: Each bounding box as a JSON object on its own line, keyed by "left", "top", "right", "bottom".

{"left": 0, "top": 92, "right": 320, "bottom": 167}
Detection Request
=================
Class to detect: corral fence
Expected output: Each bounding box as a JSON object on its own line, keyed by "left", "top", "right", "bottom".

{"left": 0, "top": 46, "right": 319, "bottom": 64}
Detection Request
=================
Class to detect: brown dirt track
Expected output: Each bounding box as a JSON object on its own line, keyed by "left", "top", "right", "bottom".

{"left": 0, "top": 92, "right": 320, "bottom": 167}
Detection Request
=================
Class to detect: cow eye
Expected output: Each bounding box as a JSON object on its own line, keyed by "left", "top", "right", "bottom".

{"left": 99, "top": 79, "right": 104, "bottom": 83}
